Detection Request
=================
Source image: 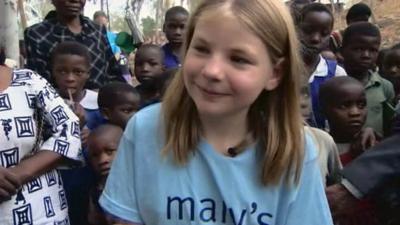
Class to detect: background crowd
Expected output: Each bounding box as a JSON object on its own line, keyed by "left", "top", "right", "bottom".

{"left": 0, "top": 0, "right": 399, "bottom": 224}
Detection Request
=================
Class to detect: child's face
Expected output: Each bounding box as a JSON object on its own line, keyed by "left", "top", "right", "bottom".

{"left": 163, "top": 13, "right": 188, "bottom": 46}
{"left": 105, "top": 92, "right": 140, "bottom": 129}
{"left": 52, "top": 54, "right": 90, "bottom": 99}
{"left": 183, "top": 13, "right": 282, "bottom": 118}
{"left": 325, "top": 83, "right": 367, "bottom": 139}
{"left": 383, "top": 49, "right": 400, "bottom": 79}
{"left": 299, "top": 11, "right": 333, "bottom": 55}
{"left": 342, "top": 35, "right": 380, "bottom": 74}
{"left": 88, "top": 130, "right": 121, "bottom": 178}
{"left": 134, "top": 49, "right": 164, "bottom": 88}
{"left": 300, "top": 85, "right": 311, "bottom": 119}
{"left": 52, "top": 0, "right": 86, "bottom": 18}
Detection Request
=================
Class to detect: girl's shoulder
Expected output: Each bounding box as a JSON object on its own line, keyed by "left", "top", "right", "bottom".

{"left": 11, "top": 69, "right": 50, "bottom": 90}
{"left": 125, "top": 103, "right": 162, "bottom": 138}
{"left": 303, "top": 128, "right": 320, "bottom": 164}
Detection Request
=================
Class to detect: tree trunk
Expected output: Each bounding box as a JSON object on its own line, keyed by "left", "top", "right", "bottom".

{"left": 17, "top": 0, "right": 27, "bottom": 30}
{"left": 0, "top": 0, "right": 19, "bottom": 67}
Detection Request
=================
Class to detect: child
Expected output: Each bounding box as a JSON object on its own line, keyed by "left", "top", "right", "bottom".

{"left": 87, "top": 124, "right": 123, "bottom": 225}
{"left": 300, "top": 80, "right": 342, "bottom": 186}
{"left": 134, "top": 44, "right": 166, "bottom": 107}
{"left": 320, "top": 76, "right": 379, "bottom": 225}
{"left": 162, "top": 6, "right": 189, "bottom": 69}
{"left": 51, "top": 41, "right": 105, "bottom": 131}
{"left": 341, "top": 22, "right": 395, "bottom": 136}
{"left": 330, "top": 2, "right": 372, "bottom": 56}
{"left": 298, "top": 3, "right": 347, "bottom": 128}
{"left": 98, "top": 82, "right": 140, "bottom": 129}
{"left": 382, "top": 43, "right": 400, "bottom": 104}
{"left": 100, "top": 0, "right": 333, "bottom": 224}
{"left": 51, "top": 41, "right": 104, "bottom": 225}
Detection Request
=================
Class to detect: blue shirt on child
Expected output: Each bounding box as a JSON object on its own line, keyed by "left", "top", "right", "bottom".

{"left": 162, "top": 43, "right": 180, "bottom": 69}
{"left": 100, "top": 104, "right": 333, "bottom": 225}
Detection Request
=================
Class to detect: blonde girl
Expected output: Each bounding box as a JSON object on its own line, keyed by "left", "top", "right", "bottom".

{"left": 99, "top": 0, "right": 333, "bottom": 224}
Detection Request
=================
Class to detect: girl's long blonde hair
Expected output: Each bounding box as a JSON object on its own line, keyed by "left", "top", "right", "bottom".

{"left": 162, "top": 0, "right": 305, "bottom": 186}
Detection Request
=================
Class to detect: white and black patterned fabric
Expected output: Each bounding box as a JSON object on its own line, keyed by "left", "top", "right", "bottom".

{"left": 0, "top": 69, "right": 82, "bottom": 225}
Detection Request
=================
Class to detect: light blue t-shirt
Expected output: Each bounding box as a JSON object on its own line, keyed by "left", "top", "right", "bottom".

{"left": 99, "top": 104, "right": 333, "bottom": 225}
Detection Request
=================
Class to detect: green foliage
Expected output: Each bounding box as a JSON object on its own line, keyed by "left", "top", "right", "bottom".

{"left": 141, "top": 16, "right": 156, "bottom": 37}
{"left": 110, "top": 13, "right": 130, "bottom": 33}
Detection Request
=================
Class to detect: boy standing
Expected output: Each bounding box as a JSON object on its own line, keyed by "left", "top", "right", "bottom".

{"left": 162, "top": 6, "right": 189, "bottom": 69}
{"left": 51, "top": 41, "right": 106, "bottom": 225}
{"left": 320, "top": 76, "right": 379, "bottom": 225}
{"left": 341, "top": 22, "right": 395, "bottom": 136}
{"left": 87, "top": 124, "right": 123, "bottom": 225}
{"left": 134, "top": 44, "right": 166, "bottom": 107}
{"left": 381, "top": 43, "right": 400, "bottom": 104}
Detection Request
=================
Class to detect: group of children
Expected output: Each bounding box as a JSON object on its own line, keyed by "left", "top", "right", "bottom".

{"left": 296, "top": 2, "right": 400, "bottom": 225}
{"left": 6, "top": 1, "right": 399, "bottom": 224}
{"left": 38, "top": 6, "right": 189, "bottom": 225}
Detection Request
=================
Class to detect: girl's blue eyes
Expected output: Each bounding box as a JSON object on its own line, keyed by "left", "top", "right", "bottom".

{"left": 193, "top": 46, "right": 251, "bottom": 65}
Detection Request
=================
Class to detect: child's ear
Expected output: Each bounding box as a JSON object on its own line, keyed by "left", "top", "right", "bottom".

{"left": 265, "top": 57, "right": 285, "bottom": 91}
{"left": 100, "top": 108, "right": 111, "bottom": 120}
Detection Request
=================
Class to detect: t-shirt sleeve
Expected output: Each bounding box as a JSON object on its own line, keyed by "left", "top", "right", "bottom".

{"left": 99, "top": 116, "right": 143, "bottom": 224}
{"left": 335, "top": 65, "right": 347, "bottom": 77}
{"left": 284, "top": 136, "right": 334, "bottom": 225}
{"left": 30, "top": 71, "right": 82, "bottom": 161}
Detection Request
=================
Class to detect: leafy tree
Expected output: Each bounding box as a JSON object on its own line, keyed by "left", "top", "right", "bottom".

{"left": 141, "top": 16, "right": 156, "bottom": 37}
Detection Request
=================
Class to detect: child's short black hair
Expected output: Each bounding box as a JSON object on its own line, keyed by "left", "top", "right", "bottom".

{"left": 165, "top": 6, "right": 189, "bottom": 21}
{"left": 377, "top": 48, "right": 390, "bottom": 73}
{"left": 391, "top": 43, "right": 400, "bottom": 50}
{"left": 300, "top": 3, "right": 334, "bottom": 28}
{"left": 93, "top": 10, "right": 107, "bottom": 20}
{"left": 346, "top": 3, "right": 372, "bottom": 24}
{"left": 51, "top": 41, "right": 91, "bottom": 67}
{"left": 98, "top": 82, "right": 139, "bottom": 109}
{"left": 342, "top": 22, "right": 381, "bottom": 48}
{"left": 136, "top": 44, "right": 165, "bottom": 59}
{"left": 319, "top": 76, "right": 363, "bottom": 111}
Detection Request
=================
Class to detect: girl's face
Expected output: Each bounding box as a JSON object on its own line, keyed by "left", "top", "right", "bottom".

{"left": 183, "top": 13, "right": 282, "bottom": 120}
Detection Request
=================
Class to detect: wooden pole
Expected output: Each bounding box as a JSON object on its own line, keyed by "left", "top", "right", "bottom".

{"left": 17, "top": 0, "right": 27, "bottom": 30}
{"left": 0, "top": 0, "right": 20, "bottom": 67}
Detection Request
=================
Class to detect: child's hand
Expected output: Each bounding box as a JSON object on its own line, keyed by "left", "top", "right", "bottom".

{"left": 350, "top": 128, "right": 380, "bottom": 158}
{"left": 73, "top": 103, "right": 86, "bottom": 128}
{"left": 358, "top": 127, "right": 380, "bottom": 150}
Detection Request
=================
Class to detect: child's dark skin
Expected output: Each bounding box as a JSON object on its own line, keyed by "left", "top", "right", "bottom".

{"left": 52, "top": 53, "right": 90, "bottom": 141}
{"left": 299, "top": 10, "right": 333, "bottom": 74}
{"left": 323, "top": 82, "right": 374, "bottom": 157}
{"left": 324, "top": 82, "right": 367, "bottom": 143}
{"left": 88, "top": 125, "right": 123, "bottom": 185}
{"left": 163, "top": 12, "right": 188, "bottom": 57}
{"left": 382, "top": 48, "right": 400, "bottom": 99}
{"left": 341, "top": 35, "right": 380, "bottom": 85}
{"left": 134, "top": 47, "right": 165, "bottom": 104}
{"left": 101, "top": 92, "right": 140, "bottom": 129}
{"left": 87, "top": 125, "right": 123, "bottom": 225}
{"left": 52, "top": 0, "right": 86, "bottom": 34}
